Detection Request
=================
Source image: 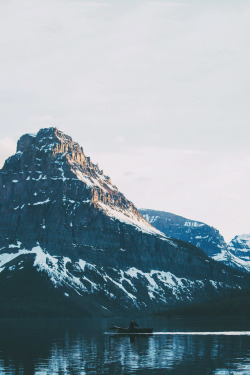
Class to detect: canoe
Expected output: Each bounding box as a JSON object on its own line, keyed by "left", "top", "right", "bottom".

{"left": 109, "top": 326, "right": 153, "bottom": 334}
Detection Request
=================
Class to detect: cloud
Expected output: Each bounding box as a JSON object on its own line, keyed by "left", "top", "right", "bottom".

{"left": 134, "top": 176, "right": 151, "bottom": 183}
{"left": 124, "top": 171, "right": 133, "bottom": 176}
{"left": 114, "top": 136, "right": 125, "bottom": 144}
{"left": 1, "top": 0, "right": 249, "bottom": 154}
{"left": 0, "top": 0, "right": 249, "bottom": 241}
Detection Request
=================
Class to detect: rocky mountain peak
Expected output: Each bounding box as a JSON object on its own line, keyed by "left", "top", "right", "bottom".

{"left": 3, "top": 127, "right": 111, "bottom": 186}
{"left": 16, "top": 127, "right": 86, "bottom": 164}
{"left": 0, "top": 128, "right": 161, "bottom": 245}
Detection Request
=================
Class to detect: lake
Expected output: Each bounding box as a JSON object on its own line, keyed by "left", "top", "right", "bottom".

{"left": 0, "top": 316, "right": 250, "bottom": 374}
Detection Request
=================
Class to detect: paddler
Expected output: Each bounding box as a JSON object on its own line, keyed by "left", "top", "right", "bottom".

{"left": 129, "top": 319, "right": 139, "bottom": 330}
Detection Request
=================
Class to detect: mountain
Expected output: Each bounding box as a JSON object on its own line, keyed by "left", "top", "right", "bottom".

{"left": 228, "top": 234, "right": 250, "bottom": 259}
{"left": 140, "top": 209, "right": 250, "bottom": 274}
{"left": 139, "top": 209, "right": 227, "bottom": 257}
{"left": 0, "top": 128, "right": 249, "bottom": 317}
{"left": 213, "top": 234, "right": 250, "bottom": 273}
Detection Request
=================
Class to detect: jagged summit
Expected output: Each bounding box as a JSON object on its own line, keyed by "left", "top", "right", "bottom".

{"left": 16, "top": 127, "right": 93, "bottom": 168}
{"left": 5, "top": 127, "right": 107, "bottom": 179}
{"left": 1, "top": 127, "right": 163, "bottom": 245}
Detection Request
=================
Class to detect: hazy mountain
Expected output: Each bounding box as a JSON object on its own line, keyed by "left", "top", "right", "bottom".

{"left": 140, "top": 209, "right": 250, "bottom": 274}
{"left": 139, "top": 209, "right": 227, "bottom": 257}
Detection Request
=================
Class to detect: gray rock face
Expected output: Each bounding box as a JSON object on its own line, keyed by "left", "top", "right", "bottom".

{"left": 0, "top": 128, "right": 249, "bottom": 316}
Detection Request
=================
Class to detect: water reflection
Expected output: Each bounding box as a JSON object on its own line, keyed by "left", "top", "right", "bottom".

{"left": 0, "top": 318, "right": 250, "bottom": 374}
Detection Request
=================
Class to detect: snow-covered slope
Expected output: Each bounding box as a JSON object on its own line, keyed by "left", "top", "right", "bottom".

{"left": 213, "top": 248, "right": 250, "bottom": 274}
{"left": 228, "top": 234, "right": 250, "bottom": 260}
{"left": 0, "top": 241, "right": 246, "bottom": 316}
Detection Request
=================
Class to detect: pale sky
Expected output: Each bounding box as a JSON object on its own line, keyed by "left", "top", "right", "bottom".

{"left": 0, "top": 0, "right": 250, "bottom": 242}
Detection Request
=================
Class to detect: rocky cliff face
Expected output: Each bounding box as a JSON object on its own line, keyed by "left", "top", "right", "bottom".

{"left": 0, "top": 128, "right": 248, "bottom": 317}
{"left": 140, "top": 209, "right": 250, "bottom": 274}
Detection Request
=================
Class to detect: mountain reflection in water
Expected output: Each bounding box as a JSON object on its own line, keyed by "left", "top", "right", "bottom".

{"left": 0, "top": 317, "right": 250, "bottom": 374}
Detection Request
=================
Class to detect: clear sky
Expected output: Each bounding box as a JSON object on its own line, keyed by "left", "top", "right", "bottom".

{"left": 0, "top": 0, "right": 249, "bottom": 242}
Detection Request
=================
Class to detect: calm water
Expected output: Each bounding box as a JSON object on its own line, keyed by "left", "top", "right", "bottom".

{"left": 0, "top": 317, "right": 250, "bottom": 374}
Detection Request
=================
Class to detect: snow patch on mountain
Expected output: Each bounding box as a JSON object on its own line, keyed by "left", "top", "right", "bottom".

{"left": 0, "top": 244, "right": 231, "bottom": 308}
{"left": 228, "top": 234, "right": 250, "bottom": 256}
{"left": 125, "top": 267, "right": 221, "bottom": 301}
{"left": 213, "top": 248, "right": 250, "bottom": 273}
{"left": 98, "top": 202, "right": 167, "bottom": 238}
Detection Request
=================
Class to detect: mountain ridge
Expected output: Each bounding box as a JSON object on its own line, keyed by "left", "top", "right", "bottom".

{"left": 0, "top": 128, "right": 249, "bottom": 316}
{"left": 140, "top": 209, "right": 250, "bottom": 274}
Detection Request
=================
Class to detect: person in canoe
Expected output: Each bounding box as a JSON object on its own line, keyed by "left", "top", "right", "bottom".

{"left": 129, "top": 319, "right": 139, "bottom": 330}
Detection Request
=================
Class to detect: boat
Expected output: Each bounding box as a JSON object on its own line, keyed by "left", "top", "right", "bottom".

{"left": 109, "top": 326, "right": 153, "bottom": 334}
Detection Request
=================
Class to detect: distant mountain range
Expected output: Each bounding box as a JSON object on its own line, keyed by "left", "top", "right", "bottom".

{"left": 140, "top": 209, "right": 250, "bottom": 273}
{"left": 0, "top": 128, "right": 249, "bottom": 317}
